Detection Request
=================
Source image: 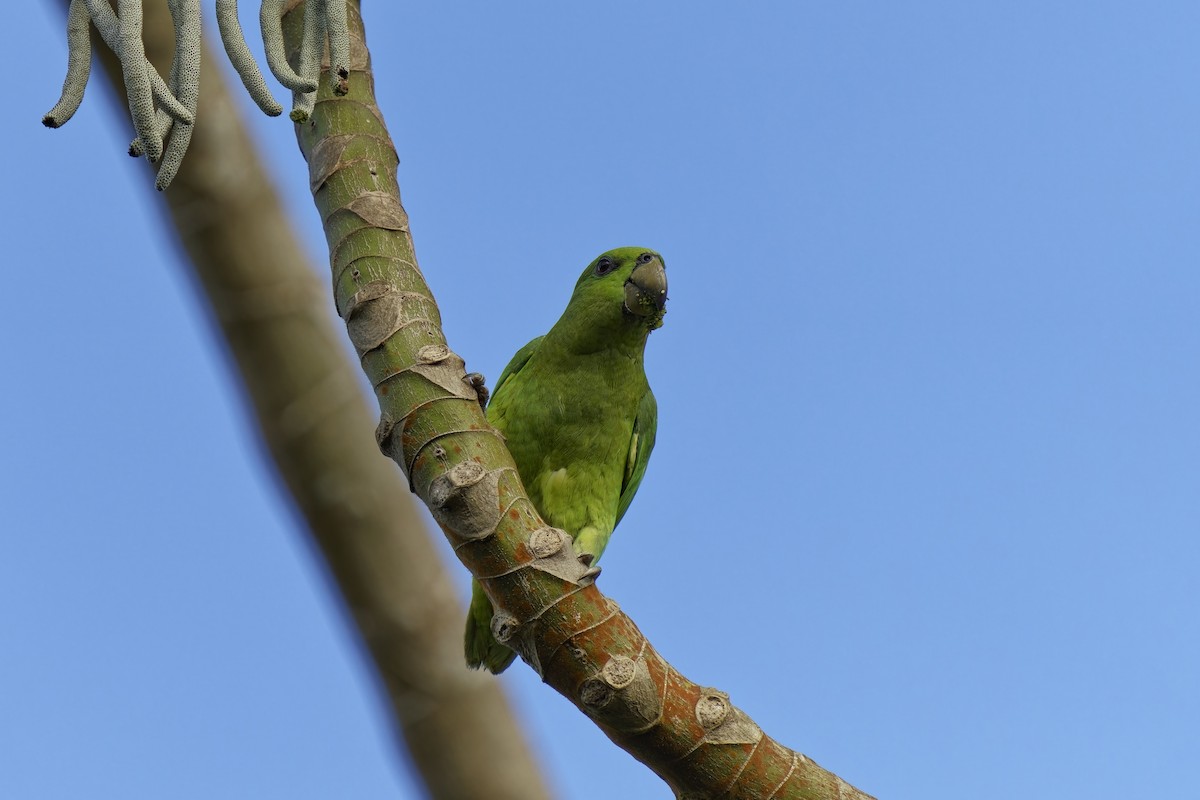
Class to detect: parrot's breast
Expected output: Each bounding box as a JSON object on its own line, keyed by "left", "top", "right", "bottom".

{"left": 490, "top": 351, "right": 646, "bottom": 562}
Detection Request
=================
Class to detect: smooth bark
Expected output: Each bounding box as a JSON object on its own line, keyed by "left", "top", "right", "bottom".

{"left": 282, "top": 2, "right": 876, "bottom": 797}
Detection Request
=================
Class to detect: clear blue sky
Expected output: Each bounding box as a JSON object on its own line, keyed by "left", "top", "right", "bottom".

{"left": 5, "top": 2, "right": 1199, "bottom": 797}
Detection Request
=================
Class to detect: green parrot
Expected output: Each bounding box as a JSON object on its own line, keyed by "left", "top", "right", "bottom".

{"left": 464, "top": 246, "right": 668, "bottom": 673}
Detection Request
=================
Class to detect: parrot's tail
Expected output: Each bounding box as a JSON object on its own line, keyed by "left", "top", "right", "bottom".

{"left": 464, "top": 579, "right": 517, "bottom": 674}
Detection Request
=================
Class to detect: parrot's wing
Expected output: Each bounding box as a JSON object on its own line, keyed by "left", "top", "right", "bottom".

{"left": 615, "top": 388, "right": 657, "bottom": 528}
{"left": 488, "top": 335, "right": 543, "bottom": 408}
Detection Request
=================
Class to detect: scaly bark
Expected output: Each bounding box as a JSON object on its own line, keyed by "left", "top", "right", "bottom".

{"left": 72, "top": 2, "right": 552, "bottom": 797}
{"left": 283, "top": 2, "right": 876, "bottom": 797}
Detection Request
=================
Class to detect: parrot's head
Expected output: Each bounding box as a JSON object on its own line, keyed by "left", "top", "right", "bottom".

{"left": 570, "top": 247, "right": 668, "bottom": 338}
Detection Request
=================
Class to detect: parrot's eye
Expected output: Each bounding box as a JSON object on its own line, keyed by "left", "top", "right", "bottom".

{"left": 594, "top": 258, "right": 616, "bottom": 275}
{"left": 637, "top": 252, "right": 654, "bottom": 265}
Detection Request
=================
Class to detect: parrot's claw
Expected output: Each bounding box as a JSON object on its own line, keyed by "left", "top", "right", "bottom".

{"left": 464, "top": 372, "right": 489, "bottom": 411}
{"left": 577, "top": 552, "right": 600, "bottom": 583}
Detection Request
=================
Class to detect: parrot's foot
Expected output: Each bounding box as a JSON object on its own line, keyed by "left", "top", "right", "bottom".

{"left": 571, "top": 530, "right": 603, "bottom": 582}
{"left": 576, "top": 552, "right": 601, "bottom": 582}
{"left": 464, "top": 372, "right": 489, "bottom": 411}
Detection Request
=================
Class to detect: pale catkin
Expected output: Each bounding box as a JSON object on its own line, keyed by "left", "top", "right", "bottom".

{"left": 117, "top": 0, "right": 163, "bottom": 162}
{"left": 44, "top": 1, "right": 352, "bottom": 181}
{"left": 43, "top": 0, "right": 93, "bottom": 128}
{"left": 154, "top": 0, "right": 202, "bottom": 189}
{"left": 326, "top": 0, "right": 351, "bottom": 95}
{"left": 216, "top": 0, "right": 283, "bottom": 115}
{"left": 289, "top": 0, "right": 326, "bottom": 122}
{"left": 261, "top": 0, "right": 317, "bottom": 93}
{"left": 82, "top": 0, "right": 193, "bottom": 124}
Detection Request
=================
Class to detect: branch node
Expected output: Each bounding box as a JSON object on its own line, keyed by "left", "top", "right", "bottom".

{"left": 528, "top": 527, "right": 565, "bottom": 559}
{"left": 345, "top": 284, "right": 403, "bottom": 351}
{"left": 416, "top": 343, "right": 450, "bottom": 364}
{"left": 526, "top": 529, "right": 590, "bottom": 583}
{"left": 447, "top": 460, "right": 485, "bottom": 490}
{"left": 374, "top": 412, "right": 395, "bottom": 456}
{"left": 602, "top": 655, "right": 638, "bottom": 689}
{"left": 490, "top": 611, "right": 520, "bottom": 644}
{"left": 579, "top": 678, "right": 614, "bottom": 711}
{"left": 695, "top": 692, "right": 763, "bottom": 747}
{"left": 428, "top": 463, "right": 502, "bottom": 541}
{"left": 695, "top": 691, "right": 730, "bottom": 730}
{"left": 580, "top": 653, "right": 663, "bottom": 731}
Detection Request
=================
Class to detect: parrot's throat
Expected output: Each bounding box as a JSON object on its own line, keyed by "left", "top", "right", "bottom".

{"left": 544, "top": 316, "right": 650, "bottom": 360}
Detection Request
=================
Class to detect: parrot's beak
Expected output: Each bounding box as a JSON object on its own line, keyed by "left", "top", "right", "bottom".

{"left": 624, "top": 258, "right": 668, "bottom": 322}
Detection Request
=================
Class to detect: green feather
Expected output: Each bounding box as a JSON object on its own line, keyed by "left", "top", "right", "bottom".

{"left": 617, "top": 389, "right": 657, "bottom": 528}
{"left": 463, "top": 247, "right": 666, "bottom": 673}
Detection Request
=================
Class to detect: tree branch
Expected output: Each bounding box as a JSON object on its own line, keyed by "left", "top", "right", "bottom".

{"left": 283, "top": 2, "right": 876, "bottom": 797}
{"left": 69, "top": 1, "right": 552, "bottom": 797}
